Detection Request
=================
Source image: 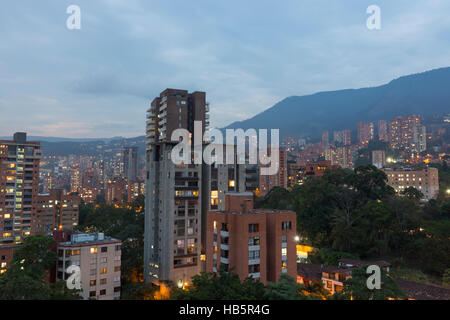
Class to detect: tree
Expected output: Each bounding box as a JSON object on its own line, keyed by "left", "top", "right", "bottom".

{"left": 401, "top": 187, "right": 424, "bottom": 200}
{"left": 338, "top": 267, "right": 405, "bottom": 300}
{"left": 171, "top": 268, "right": 265, "bottom": 300}
{"left": 0, "top": 235, "right": 81, "bottom": 300}
{"left": 263, "top": 274, "right": 299, "bottom": 300}
{"left": 443, "top": 269, "right": 450, "bottom": 287}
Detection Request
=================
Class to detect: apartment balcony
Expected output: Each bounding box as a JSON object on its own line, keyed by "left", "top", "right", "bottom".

{"left": 282, "top": 242, "right": 287, "bottom": 248}
{"left": 220, "top": 244, "right": 229, "bottom": 250}
{"left": 248, "top": 272, "right": 260, "bottom": 279}
{"left": 248, "top": 258, "right": 260, "bottom": 265}
{"left": 248, "top": 245, "right": 260, "bottom": 251}
{"left": 220, "top": 257, "right": 229, "bottom": 264}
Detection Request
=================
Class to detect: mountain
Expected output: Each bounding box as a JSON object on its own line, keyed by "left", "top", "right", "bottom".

{"left": 0, "top": 136, "right": 126, "bottom": 143}
{"left": 225, "top": 67, "right": 450, "bottom": 139}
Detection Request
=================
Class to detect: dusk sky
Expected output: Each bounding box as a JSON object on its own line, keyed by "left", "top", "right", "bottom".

{"left": 1, "top": 0, "right": 450, "bottom": 138}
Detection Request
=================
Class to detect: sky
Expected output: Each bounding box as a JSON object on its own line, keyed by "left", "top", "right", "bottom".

{"left": 1, "top": 0, "right": 450, "bottom": 138}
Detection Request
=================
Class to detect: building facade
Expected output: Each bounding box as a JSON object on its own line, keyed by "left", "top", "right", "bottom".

{"left": 205, "top": 193, "right": 297, "bottom": 284}
{"left": 54, "top": 230, "right": 121, "bottom": 300}
{"left": 383, "top": 167, "right": 439, "bottom": 200}
{"left": 0, "top": 133, "right": 41, "bottom": 246}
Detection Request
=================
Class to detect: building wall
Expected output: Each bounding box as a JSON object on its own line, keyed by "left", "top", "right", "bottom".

{"left": 383, "top": 167, "right": 439, "bottom": 199}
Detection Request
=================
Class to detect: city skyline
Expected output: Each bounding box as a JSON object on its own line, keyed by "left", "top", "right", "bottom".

{"left": 1, "top": 1, "right": 450, "bottom": 138}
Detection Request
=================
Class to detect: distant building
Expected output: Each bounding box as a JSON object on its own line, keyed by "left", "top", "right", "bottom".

{"left": 205, "top": 193, "right": 297, "bottom": 284}
{"left": 412, "top": 125, "right": 427, "bottom": 153}
{"left": 321, "top": 131, "right": 329, "bottom": 148}
{"left": 378, "top": 120, "right": 389, "bottom": 142}
{"left": 53, "top": 230, "right": 122, "bottom": 300}
{"left": 333, "top": 129, "right": 351, "bottom": 146}
{"left": 372, "top": 150, "right": 386, "bottom": 169}
{"left": 259, "top": 148, "right": 287, "bottom": 197}
{"left": 357, "top": 122, "right": 375, "bottom": 146}
{"left": 389, "top": 115, "right": 421, "bottom": 152}
{"left": 36, "top": 189, "right": 80, "bottom": 234}
{"left": 106, "top": 177, "right": 127, "bottom": 204}
{"left": 0, "top": 132, "right": 41, "bottom": 246}
{"left": 383, "top": 167, "right": 439, "bottom": 200}
{"left": 123, "top": 147, "right": 138, "bottom": 182}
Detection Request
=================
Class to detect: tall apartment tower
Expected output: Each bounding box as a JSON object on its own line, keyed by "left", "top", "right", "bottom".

{"left": 333, "top": 129, "right": 351, "bottom": 146}
{"left": 412, "top": 125, "right": 427, "bottom": 153}
{"left": 378, "top": 120, "right": 389, "bottom": 142}
{"left": 389, "top": 115, "right": 421, "bottom": 151}
{"left": 144, "top": 89, "right": 208, "bottom": 286}
{"left": 357, "top": 122, "right": 375, "bottom": 146}
{"left": 259, "top": 148, "right": 287, "bottom": 197}
{"left": 0, "top": 133, "right": 41, "bottom": 246}
{"left": 35, "top": 189, "right": 80, "bottom": 234}
{"left": 123, "top": 146, "right": 138, "bottom": 182}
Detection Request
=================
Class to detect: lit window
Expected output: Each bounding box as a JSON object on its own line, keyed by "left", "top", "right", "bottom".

{"left": 90, "top": 247, "right": 98, "bottom": 254}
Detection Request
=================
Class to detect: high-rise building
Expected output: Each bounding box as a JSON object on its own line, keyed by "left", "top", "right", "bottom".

{"left": 412, "top": 125, "right": 427, "bottom": 153}
{"left": 372, "top": 150, "right": 386, "bottom": 169}
{"left": 123, "top": 146, "right": 138, "bottom": 182}
{"left": 35, "top": 189, "right": 80, "bottom": 234}
{"left": 205, "top": 193, "right": 297, "bottom": 284}
{"left": 53, "top": 230, "right": 122, "bottom": 300}
{"left": 105, "top": 177, "right": 127, "bottom": 204}
{"left": 389, "top": 115, "right": 421, "bottom": 151}
{"left": 0, "top": 133, "right": 41, "bottom": 246}
{"left": 333, "top": 129, "right": 351, "bottom": 146}
{"left": 321, "top": 131, "right": 329, "bottom": 148}
{"left": 357, "top": 122, "right": 375, "bottom": 146}
{"left": 144, "top": 89, "right": 208, "bottom": 285}
{"left": 378, "top": 120, "right": 388, "bottom": 142}
{"left": 259, "top": 148, "right": 287, "bottom": 197}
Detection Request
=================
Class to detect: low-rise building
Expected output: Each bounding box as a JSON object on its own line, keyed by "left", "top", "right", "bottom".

{"left": 383, "top": 167, "right": 439, "bottom": 200}
{"left": 205, "top": 193, "right": 297, "bottom": 284}
{"left": 53, "top": 230, "right": 121, "bottom": 300}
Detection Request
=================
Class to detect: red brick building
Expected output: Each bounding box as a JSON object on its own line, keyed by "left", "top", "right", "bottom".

{"left": 205, "top": 193, "right": 297, "bottom": 284}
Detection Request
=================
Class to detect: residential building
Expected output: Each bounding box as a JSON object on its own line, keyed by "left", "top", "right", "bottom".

{"left": 35, "top": 189, "right": 80, "bottom": 234}
{"left": 123, "top": 146, "right": 138, "bottom": 182}
{"left": 389, "top": 115, "right": 421, "bottom": 152}
{"left": 259, "top": 148, "right": 287, "bottom": 197}
{"left": 205, "top": 193, "right": 297, "bottom": 284}
{"left": 383, "top": 167, "right": 439, "bottom": 200}
{"left": 0, "top": 132, "right": 41, "bottom": 246}
{"left": 357, "top": 121, "right": 375, "bottom": 146}
{"left": 372, "top": 150, "right": 386, "bottom": 169}
{"left": 378, "top": 120, "right": 389, "bottom": 142}
{"left": 333, "top": 129, "right": 351, "bottom": 146}
{"left": 53, "top": 230, "right": 122, "bottom": 300}
{"left": 144, "top": 89, "right": 208, "bottom": 285}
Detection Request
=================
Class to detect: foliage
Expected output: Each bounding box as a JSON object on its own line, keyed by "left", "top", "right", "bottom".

{"left": 0, "top": 236, "right": 81, "bottom": 300}
{"left": 338, "top": 267, "right": 405, "bottom": 300}
{"left": 171, "top": 268, "right": 265, "bottom": 300}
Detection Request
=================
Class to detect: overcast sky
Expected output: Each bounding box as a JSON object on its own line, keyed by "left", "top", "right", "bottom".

{"left": 1, "top": 0, "right": 449, "bottom": 138}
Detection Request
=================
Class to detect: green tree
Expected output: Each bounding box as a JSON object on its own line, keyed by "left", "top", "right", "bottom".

{"left": 0, "top": 235, "right": 81, "bottom": 300}
{"left": 338, "top": 267, "right": 405, "bottom": 300}
{"left": 263, "top": 274, "right": 299, "bottom": 300}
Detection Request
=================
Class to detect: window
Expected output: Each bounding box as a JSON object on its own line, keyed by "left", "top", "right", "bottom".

{"left": 100, "top": 257, "right": 107, "bottom": 263}
{"left": 100, "top": 268, "right": 107, "bottom": 274}
{"left": 114, "top": 266, "right": 121, "bottom": 272}
{"left": 248, "top": 236, "right": 260, "bottom": 246}
{"left": 90, "top": 247, "right": 98, "bottom": 254}
{"left": 101, "top": 247, "right": 108, "bottom": 253}
{"left": 72, "top": 249, "right": 80, "bottom": 256}
{"left": 248, "top": 224, "right": 259, "bottom": 233}
{"left": 90, "top": 280, "right": 96, "bottom": 286}
{"left": 100, "top": 289, "right": 106, "bottom": 296}
{"left": 89, "top": 291, "right": 96, "bottom": 297}
{"left": 100, "top": 278, "right": 107, "bottom": 285}
{"left": 248, "top": 264, "right": 260, "bottom": 273}
{"left": 114, "top": 287, "right": 121, "bottom": 292}
{"left": 249, "top": 250, "right": 260, "bottom": 259}
{"left": 90, "top": 269, "right": 96, "bottom": 276}
{"left": 282, "top": 221, "right": 292, "bottom": 230}
{"left": 115, "top": 245, "right": 121, "bottom": 251}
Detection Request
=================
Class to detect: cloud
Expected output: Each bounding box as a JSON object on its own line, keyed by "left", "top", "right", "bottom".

{"left": 1, "top": 0, "right": 450, "bottom": 137}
